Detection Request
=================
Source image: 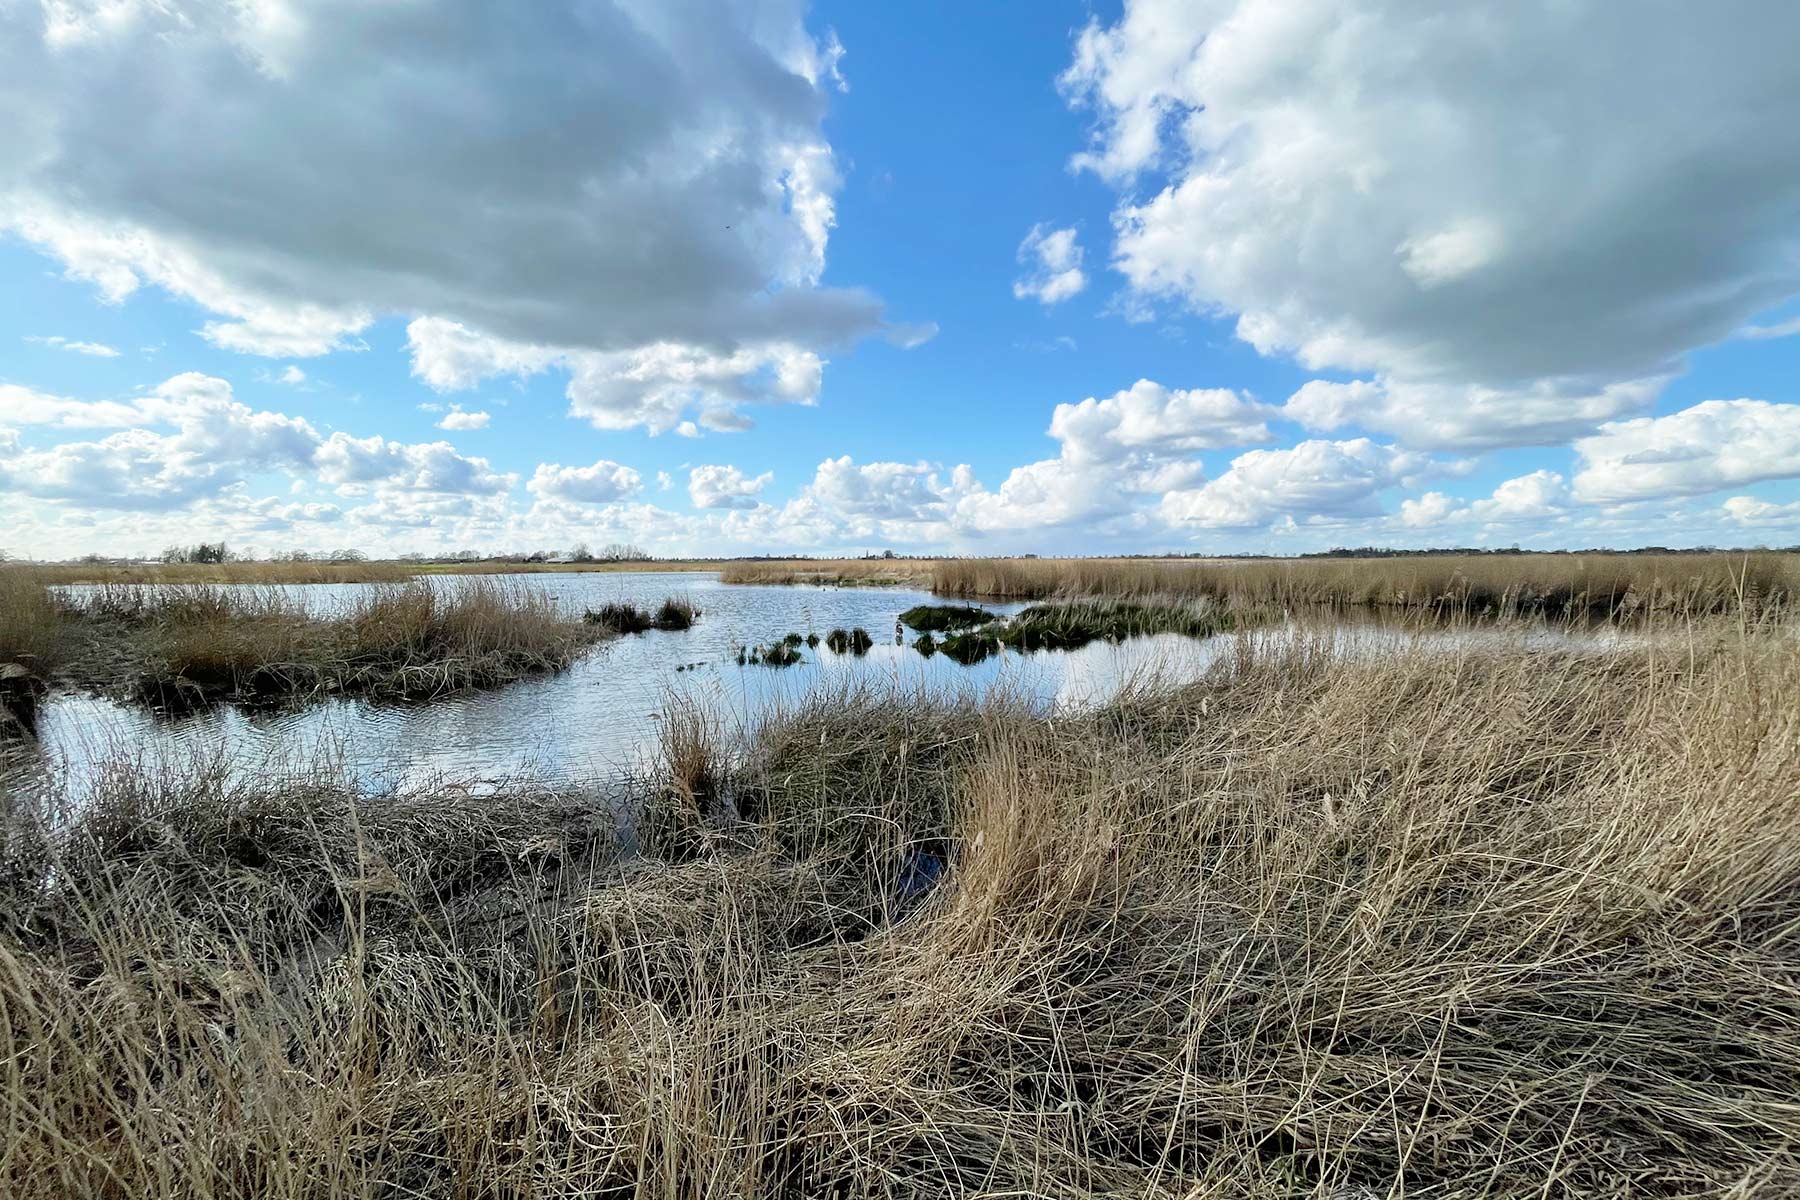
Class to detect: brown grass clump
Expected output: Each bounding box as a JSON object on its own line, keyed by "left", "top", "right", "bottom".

{"left": 5, "top": 623, "right": 1800, "bottom": 1195}
{"left": 0, "top": 571, "right": 69, "bottom": 735}
{"left": 64, "top": 579, "right": 604, "bottom": 704}
{"left": 0, "top": 571, "right": 67, "bottom": 676}
{"left": 719, "top": 558, "right": 938, "bottom": 587}
{"left": 26, "top": 559, "right": 417, "bottom": 585}
{"left": 932, "top": 550, "right": 1797, "bottom": 620}
{"left": 653, "top": 595, "right": 699, "bottom": 630}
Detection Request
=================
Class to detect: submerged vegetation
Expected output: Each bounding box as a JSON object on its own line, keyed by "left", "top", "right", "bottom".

{"left": 897, "top": 602, "right": 996, "bottom": 631}
{"left": 5, "top": 623, "right": 1800, "bottom": 1195}
{"left": 823, "top": 627, "right": 875, "bottom": 655}
{"left": 998, "top": 599, "right": 1232, "bottom": 650}
{"left": 585, "top": 601, "right": 654, "bottom": 633}
{"left": 584, "top": 596, "right": 700, "bottom": 635}
{"left": 654, "top": 596, "right": 700, "bottom": 630}
{"left": 735, "top": 637, "right": 805, "bottom": 668}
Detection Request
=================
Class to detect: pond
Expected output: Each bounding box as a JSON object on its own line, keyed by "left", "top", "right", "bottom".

{"left": 14, "top": 572, "right": 1635, "bottom": 800}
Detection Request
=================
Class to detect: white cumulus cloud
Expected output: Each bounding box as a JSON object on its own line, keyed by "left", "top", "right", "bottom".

{"left": 1063, "top": 0, "right": 1800, "bottom": 448}
{"left": 436, "top": 409, "right": 491, "bottom": 432}
{"left": 688, "top": 464, "right": 774, "bottom": 510}
{"left": 1572, "top": 400, "right": 1800, "bottom": 504}
{"left": 1013, "top": 224, "right": 1087, "bottom": 305}
{"left": 1159, "top": 439, "right": 1439, "bottom": 530}
{"left": 0, "top": 0, "right": 895, "bottom": 380}
{"left": 527, "top": 458, "right": 644, "bottom": 505}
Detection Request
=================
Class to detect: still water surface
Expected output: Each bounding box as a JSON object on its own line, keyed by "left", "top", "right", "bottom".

{"left": 22, "top": 572, "right": 1627, "bottom": 798}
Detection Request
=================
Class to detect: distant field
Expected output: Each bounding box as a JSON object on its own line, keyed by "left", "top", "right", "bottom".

{"left": 17, "top": 560, "right": 418, "bottom": 585}
{"left": 716, "top": 558, "right": 941, "bottom": 587}
{"left": 11, "top": 551, "right": 1795, "bottom": 621}
{"left": 8, "top": 558, "right": 725, "bottom": 585}
{"left": 724, "top": 551, "right": 1797, "bottom": 620}
{"left": 8, "top": 616, "right": 1800, "bottom": 1194}
{"left": 416, "top": 559, "right": 727, "bottom": 576}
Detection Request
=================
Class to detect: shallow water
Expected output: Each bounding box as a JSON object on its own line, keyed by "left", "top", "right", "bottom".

{"left": 20, "top": 572, "right": 1638, "bottom": 799}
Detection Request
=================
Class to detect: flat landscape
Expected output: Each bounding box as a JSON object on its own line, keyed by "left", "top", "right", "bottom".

{"left": 6, "top": 1, "right": 1800, "bottom": 1195}
{"left": 5, "top": 552, "right": 1800, "bottom": 1196}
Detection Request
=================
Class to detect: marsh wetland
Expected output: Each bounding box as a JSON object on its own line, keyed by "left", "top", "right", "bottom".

{"left": 4, "top": 552, "right": 1800, "bottom": 1197}
{"left": 11, "top": 572, "right": 1281, "bottom": 797}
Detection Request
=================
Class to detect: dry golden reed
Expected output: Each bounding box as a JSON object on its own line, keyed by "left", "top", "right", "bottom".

{"left": 5, "top": 620, "right": 1799, "bottom": 1196}
{"left": 27, "top": 577, "right": 604, "bottom": 704}
{"left": 930, "top": 550, "right": 1795, "bottom": 618}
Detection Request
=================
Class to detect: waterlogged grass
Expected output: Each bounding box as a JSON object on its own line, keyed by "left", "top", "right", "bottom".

{"left": 735, "top": 638, "right": 805, "bottom": 668}
{"left": 654, "top": 596, "right": 700, "bottom": 630}
{"left": 585, "top": 601, "right": 654, "bottom": 633}
{"left": 718, "top": 558, "right": 938, "bottom": 587}
{"left": 24, "top": 559, "right": 418, "bottom": 585}
{"left": 0, "top": 572, "right": 66, "bottom": 669}
{"left": 922, "top": 600, "right": 1232, "bottom": 664}
{"left": 938, "top": 627, "right": 1003, "bottom": 664}
{"left": 5, "top": 625, "right": 1800, "bottom": 1195}
{"left": 823, "top": 627, "right": 875, "bottom": 655}
{"left": 54, "top": 580, "right": 605, "bottom": 705}
{"left": 932, "top": 551, "right": 1796, "bottom": 620}
{"left": 585, "top": 596, "right": 701, "bottom": 634}
{"left": 897, "top": 603, "right": 997, "bottom": 631}
{"left": 0, "top": 571, "right": 66, "bottom": 735}
{"left": 997, "top": 599, "right": 1232, "bottom": 650}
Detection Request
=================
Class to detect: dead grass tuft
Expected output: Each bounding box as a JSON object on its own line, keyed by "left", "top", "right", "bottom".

{"left": 933, "top": 551, "right": 1796, "bottom": 619}
{"left": 60, "top": 579, "right": 603, "bottom": 704}
{"left": 5, "top": 622, "right": 1800, "bottom": 1195}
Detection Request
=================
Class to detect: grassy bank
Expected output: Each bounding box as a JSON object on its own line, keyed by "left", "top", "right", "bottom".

{"left": 718, "top": 558, "right": 939, "bottom": 587}
{"left": 0, "top": 571, "right": 66, "bottom": 733}
{"left": 0, "top": 571, "right": 66, "bottom": 676}
{"left": 5, "top": 622, "right": 1798, "bottom": 1195}
{"left": 18, "top": 560, "right": 725, "bottom": 585}
{"left": 584, "top": 596, "right": 700, "bottom": 634}
{"left": 420, "top": 559, "right": 724, "bottom": 577}
{"left": 933, "top": 551, "right": 1795, "bottom": 619}
{"left": 22, "top": 560, "right": 418, "bottom": 586}
{"left": 55, "top": 579, "right": 604, "bottom": 705}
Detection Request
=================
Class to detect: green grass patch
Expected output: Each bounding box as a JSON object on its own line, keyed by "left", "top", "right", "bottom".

{"left": 898, "top": 604, "right": 997, "bottom": 632}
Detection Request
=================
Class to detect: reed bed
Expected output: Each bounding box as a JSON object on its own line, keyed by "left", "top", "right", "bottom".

{"left": 0, "top": 570, "right": 65, "bottom": 676}
{"left": 62, "top": 579, "right": 604, "bottom": 704}
{"left": 4, "top": 621, "right": 1799, "bottom": 1195}
{"left": 422, "top": 559, "right": 722, "bottom": 576}
{"left": 718, "top": 558, "right": 939, "bottom": 587}
{"left": 0, "top": 571, "right": 66, "bottom": 735}
{"left": 24, "top": 560, "right": 418, "bottom": 586}
{"left": 932, "top": 551, "right": 1797, "bottom": 619}
{"left": 585, "top": 596, "right": 701, "bottom": 635}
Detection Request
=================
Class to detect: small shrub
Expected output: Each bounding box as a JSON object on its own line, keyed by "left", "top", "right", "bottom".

{"left": 760, "top": 642, "right": 803, "bottom": 667}
{"left": 898, "top": 604, "right": 995, "bottom": 632}
{"left": 652, "top": 597, "right": 699, "bottom": 630}
{"left": 938, "top": 630, "right": 1001, "bottom": 665}
{"left": 584, "top": 602, "right": 654, "bottom": 634}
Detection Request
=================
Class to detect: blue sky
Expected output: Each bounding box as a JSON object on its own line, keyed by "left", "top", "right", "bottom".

{"left": 3, "top": 0, "right": 1800, "bottom": 560}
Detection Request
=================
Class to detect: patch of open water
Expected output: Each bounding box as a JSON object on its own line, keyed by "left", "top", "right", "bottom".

{"left": 17, "top": 572, "right": 1639, "bottom": 799}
